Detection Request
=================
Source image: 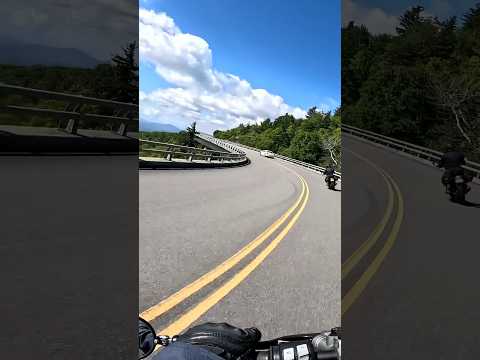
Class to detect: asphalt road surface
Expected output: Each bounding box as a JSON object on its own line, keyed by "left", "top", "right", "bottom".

{"left": 1, "top": 156, "right": 138, "bottom": 360}
{"left": 139, "top": 147, "right": 341, "bottom": 344}
{"left": 342, "top": 134, "right": 480, "bottom": 359}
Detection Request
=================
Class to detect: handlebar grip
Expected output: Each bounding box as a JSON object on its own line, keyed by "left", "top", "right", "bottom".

{"left": 316, "top": 351, "right": 339, "bottom": 359}
{"left": 256, "top": 351, "right": 270, "bottom": 360}
{"left": 256, "top": 350, "right": 338, "bottom": 360}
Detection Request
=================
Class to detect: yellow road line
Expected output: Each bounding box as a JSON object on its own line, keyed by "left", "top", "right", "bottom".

{"left": 341, "top": 151, "right": 394, "bottom": 280}
{"left": 342, "top": 171, "right": 404, "bottom": 316}
{"left": 158, "top": 175, "right": 310, "bottom": 338}
{"left": 141, "top": 172, "right": 306, "bottom": 322}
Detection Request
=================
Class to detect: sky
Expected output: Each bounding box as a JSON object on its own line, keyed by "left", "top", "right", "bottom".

{"left": 343, "top": 0, "right": 478, "bottom": 34}
{"left": 139, "top": 0, "right": 341, "bottom": 133}
{"left": 0, "top": 0, "right": 137, "bottom": 61}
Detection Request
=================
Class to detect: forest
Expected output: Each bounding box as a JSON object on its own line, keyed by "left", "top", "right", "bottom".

{"left": 342, "top": 4, "right": 480, "bottom": 162}
{"left": 214, "top": 108, "right": 341, "bottom": 168}
{"left": 0, "top": 42, "right": 138, "bottom": 128}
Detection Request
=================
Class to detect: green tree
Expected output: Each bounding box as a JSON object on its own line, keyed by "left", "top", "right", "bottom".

{"left": 341, "top": 3, "right": 480, "bottom": 162}
{"left": 396, "top": 6, "right": 426, "bottom": 35}
{"left": 184, "top": 121, "right": 198, "bottom": 147}
{"left": 110, "top": 41, "right": 139, "bottom": 104}
{"left": 213, "top": 112, "right": 341, "bottom": 167}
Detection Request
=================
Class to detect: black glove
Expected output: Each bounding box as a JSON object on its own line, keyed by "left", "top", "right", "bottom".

{"left": 138, "top": 321, "right": 156, "bottom": 355}
{"left": 176, "top": 322, "right": 261, "bottom": 360}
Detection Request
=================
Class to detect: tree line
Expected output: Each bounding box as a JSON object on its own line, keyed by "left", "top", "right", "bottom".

{"left": 342, "top": 4, "right": 480, "bottom": 162}
{"left": 0, "top": 42, "right": 138, "bottom": 128}
{"left": 140, "top": 122, "right": 200, "bottom": 150}
{"left": 213, "top": 108, "right": 341, "bottom": 169}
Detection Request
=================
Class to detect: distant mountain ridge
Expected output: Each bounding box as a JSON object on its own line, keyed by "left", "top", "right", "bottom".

{"left": 140, "top": 120, "right": 181, "bottom": 133}
{"left": 0, "top": 40, "right": 103, "bottom": 68}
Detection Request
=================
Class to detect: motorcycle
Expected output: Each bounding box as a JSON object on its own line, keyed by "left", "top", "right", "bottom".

{"left": 326, "top": 176, "right": 338, "bottom": 190}
{"left": 445, "top": 174, "right": 472, "bottom": 203}
{"left": 434, "top": 160, "right": 472, "bottom": 203}
{"left": 138, "top": 317, "right": 341, "bottom": 360}
{"left": 447, "top": 175, "right": 468, "bottom": 202}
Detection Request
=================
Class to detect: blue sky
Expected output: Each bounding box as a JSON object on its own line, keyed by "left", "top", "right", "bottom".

{"left": 139, "top": 0, "right": 340, "bottom": 133}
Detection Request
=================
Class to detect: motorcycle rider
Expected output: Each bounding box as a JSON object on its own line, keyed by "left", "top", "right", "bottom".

{"left": 149, "top": 322, "right": 261, "bottom": 360}
{"left": 437, "top": 147, "right": 468, "bottom": 191}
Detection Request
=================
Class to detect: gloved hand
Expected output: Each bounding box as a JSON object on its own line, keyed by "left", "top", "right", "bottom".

{"left": 138, "top": 320, "right": 156, "bottom": 355}
{"left": 175, "top": 322, "right": 261, "bottom": 360}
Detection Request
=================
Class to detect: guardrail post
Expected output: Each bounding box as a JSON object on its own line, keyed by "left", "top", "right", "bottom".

{"left": 207, "top": 153, "right": 212, "bottom": 162}
{"left": 188, "top": 153, "right": 193, "bottom": 162}
{"left": 117, "top": 123, "right": 127, "bottom": 136}
{"left": 166, "top": 147, "right": 172, "bottom": 161}
{"left": 118, "top": 111, "right": 132, "bottom": 136}
{"left": 63, "top": 103, "right": 84, "bottom": 134}
{"left": 65, "top": 118, "right": 78, "bottom": 134}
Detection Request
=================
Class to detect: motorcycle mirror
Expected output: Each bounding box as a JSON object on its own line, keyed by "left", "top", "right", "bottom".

{"left": 138, "top": 317, "right": 157, "bottom": 359}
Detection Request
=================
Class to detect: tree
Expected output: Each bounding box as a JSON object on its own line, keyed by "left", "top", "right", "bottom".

{"left": 427, "top": 58, "right": 480, "bottom": 146}
{"left": 322, "top": 130, "right": 341, "bottom": 166}
{"left": 463, "top": 3, "right": 480, "bottom": 30}
{"left": 306, "top": 107, "right": 318, "bottom": 118}
{"left": 396, "top": 6, "right": 426, "bottom": 35}
{"left": 341, "top": 4, "right": 480, "bottom": 162}
{"left": 110, "top": 41, "right": 139, "bottom": 104}
{"left": 213, "top": 112, "right": 341, "bottom": 166}
{"left": 184, "top": 122, "right": 199, "bottom": 147}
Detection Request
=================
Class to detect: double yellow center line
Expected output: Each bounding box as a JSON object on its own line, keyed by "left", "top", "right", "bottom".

{"left": 141, "top": 168, "right": 310, "bottom": 337}
{"left": 341, "top": 150, "right": 404, "bottom": 316}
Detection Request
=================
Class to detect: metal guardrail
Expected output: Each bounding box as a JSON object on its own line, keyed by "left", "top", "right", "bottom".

{"left": 139, "top": 138, "right": 247, "bottom": 163}
{"left": 197, "top": 133, "right": 246, "bottom": 155}
{"left": 202, "top": 134, "right": 341, "bottom": 178}
{"left": 0, "top": 84, "right": 138, "bottom": 135}
{"left": 342, "top": 123, "right": 480, "bottom": 180}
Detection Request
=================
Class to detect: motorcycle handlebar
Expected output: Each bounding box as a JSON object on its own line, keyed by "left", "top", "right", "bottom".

{"left": 254, "top": 331, "right": 341, "bottom": 360}
{"left": 256, "top": 351, "right": 338, "bottom": 360}
{"left": 316, "top": 352, "right": 339, "bottom": 359}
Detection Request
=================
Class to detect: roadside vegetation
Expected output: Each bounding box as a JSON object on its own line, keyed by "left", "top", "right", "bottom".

{"left": 213, "top": 108, "right": 341, "bottom": 169}
{"left": 0, "top": 42, "right": 138, "bottom": 129}
{"left": 140, "top": 122, "right": 198, "bottom": 146}
{"left": 342, "top": 4, "right": 480, "bottom": 162}
{"left": 139, "top": 122, "right": 203, "bottom": 157}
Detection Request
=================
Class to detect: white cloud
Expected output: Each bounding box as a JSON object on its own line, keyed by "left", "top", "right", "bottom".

{"left": 343, "top": 0, "right": 399, "bottom": 35}
{"left": 318, "top": 97, "right": 339, "bottom": 113}
{"left": 139, "top": 8, "right": 306, "bottom": 133}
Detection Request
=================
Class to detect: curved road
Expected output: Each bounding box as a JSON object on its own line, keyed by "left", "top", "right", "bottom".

{"left": 140, "top": 147, "right": 341, "bottom": 343}
{"left": 342, "top": 134, "right": 480, "bottom": 359}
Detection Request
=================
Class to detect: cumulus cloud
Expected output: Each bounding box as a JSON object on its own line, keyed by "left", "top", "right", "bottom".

{"left": 139, "top": 8, "right": 306, "bottom": 133}
{"left": 343, "top": 0, "right": 399, "bottom": 35}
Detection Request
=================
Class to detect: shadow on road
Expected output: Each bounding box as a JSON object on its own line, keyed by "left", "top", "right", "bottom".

{"left": 460, "top": 200, "right": 480, "bottom": 208}
{"left": 448, "top": 199, "right": 480, "bottom": 208}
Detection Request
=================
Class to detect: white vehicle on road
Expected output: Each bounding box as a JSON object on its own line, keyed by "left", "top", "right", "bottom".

{"left": 260, "top": 150, "right": 275, "bottom": 158}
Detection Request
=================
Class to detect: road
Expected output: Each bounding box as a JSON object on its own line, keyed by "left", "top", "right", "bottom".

{"left": 1, "top": 156, "right": 138, "bottom": 359}
{"left": 0, "top": 125, "right": 137, "bottom": 153}
{"left": 139, "top": 147, "right": 341, "bottom": 344}
{"left": 342, "top": 134, "right": 480, "bottom": 359}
